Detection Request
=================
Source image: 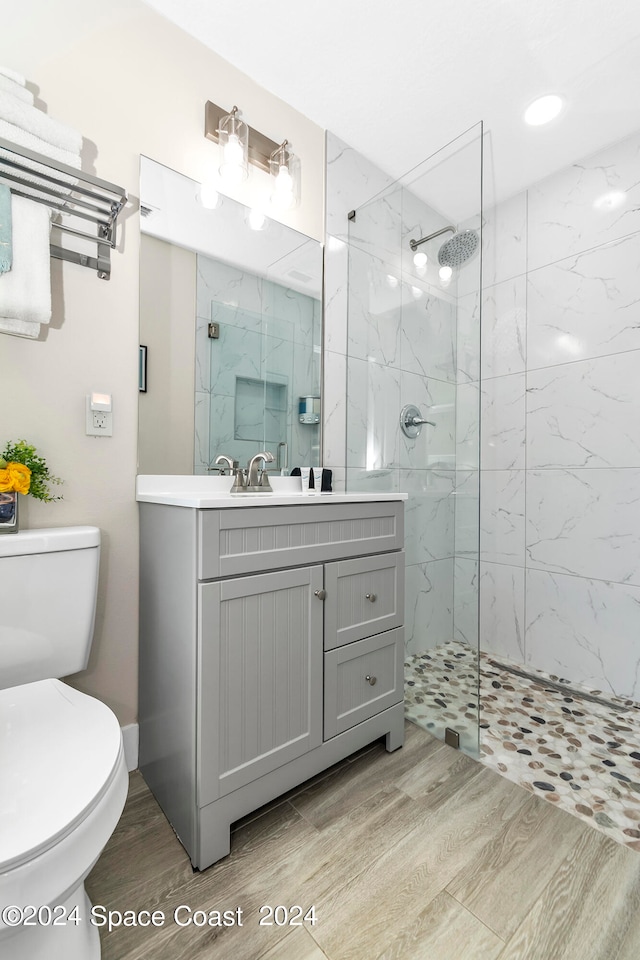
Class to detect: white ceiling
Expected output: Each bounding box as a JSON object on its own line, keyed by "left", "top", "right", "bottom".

{"left": 143, "top": 0, "right": 640, "bottom": 206}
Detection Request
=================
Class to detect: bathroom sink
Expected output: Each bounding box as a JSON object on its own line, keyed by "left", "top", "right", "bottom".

{"left": 136, "top": 476, "right": 407, "bottom": 508}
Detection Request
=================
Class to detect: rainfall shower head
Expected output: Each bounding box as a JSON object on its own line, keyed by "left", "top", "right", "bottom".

{"left": 438, "top": 229, "right": 479, "bottom": 268}
{"left": 409, "top": 225, "right": 479, "bottom": 269}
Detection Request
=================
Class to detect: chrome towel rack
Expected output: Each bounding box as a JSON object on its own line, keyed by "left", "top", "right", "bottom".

{"left": 0, "top": 136, "right": 127, "bottom": 280}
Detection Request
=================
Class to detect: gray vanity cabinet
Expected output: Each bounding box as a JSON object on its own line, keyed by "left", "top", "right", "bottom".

{"left": 139, "top": 497, "right": 406, "bottom": 871}
{"left": 198, "top": 565, "right": 324, "bottom": 803}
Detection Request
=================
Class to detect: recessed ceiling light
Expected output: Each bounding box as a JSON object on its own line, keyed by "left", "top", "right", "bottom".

{"left": 524, "top": 94, "right": 564, "bottom": 126}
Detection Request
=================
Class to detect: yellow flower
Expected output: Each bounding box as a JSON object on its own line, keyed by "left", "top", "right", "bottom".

{"left": 0, "top": 462, "right": 31, "bottom": 495}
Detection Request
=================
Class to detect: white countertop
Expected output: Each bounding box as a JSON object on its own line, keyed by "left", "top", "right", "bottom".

{"left": 136, "top": 475, "right": 408, "bottom": 509}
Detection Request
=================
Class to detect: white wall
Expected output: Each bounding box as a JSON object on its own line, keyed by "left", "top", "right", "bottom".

{"left": 0, "top": 0, "right": 324, "bottom": 724}
{"left": 477, "top": 128, "right": 640, "bottom": 699}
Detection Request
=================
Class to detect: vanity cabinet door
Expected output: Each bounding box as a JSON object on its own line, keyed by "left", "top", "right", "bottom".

{"left": 198, "top": 565, "right": 324, "bottom": 803}
{"left": 324, "top": 552, "right": 405, "bottom": 650}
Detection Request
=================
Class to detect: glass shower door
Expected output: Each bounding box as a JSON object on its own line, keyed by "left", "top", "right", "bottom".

{"left": 346, "top": 123, "right": 483, "bottom": 756}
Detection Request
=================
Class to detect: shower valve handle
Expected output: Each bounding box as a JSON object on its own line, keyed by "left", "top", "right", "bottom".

{"left": 400, "top": 404, "right": 435, "bottom": 438}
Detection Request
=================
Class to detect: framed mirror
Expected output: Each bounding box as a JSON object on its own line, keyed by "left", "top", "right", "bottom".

{"left": 138, "top": 156, "right": 323, "bottom": 475}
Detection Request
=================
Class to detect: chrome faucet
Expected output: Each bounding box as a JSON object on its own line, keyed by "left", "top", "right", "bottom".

{"left": 214, "top": 454, "right": 246, "bottom": 491}
{"left": 246, "top": 451, "right": 275, "bottom": 492}
{"left": 213, "top": 455, "right": 236, "bottom": 474}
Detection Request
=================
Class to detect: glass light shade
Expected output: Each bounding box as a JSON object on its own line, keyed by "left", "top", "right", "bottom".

{"left": 269, "top": 141, "right": 300, "bottom": 210}
{"left": 218, "top": 108, "right": 248, "bottom": 184}
{"left": 413, "top": 251, "right": 428, "bottom": 268}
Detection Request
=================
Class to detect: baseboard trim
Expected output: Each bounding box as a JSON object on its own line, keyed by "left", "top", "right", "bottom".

{"left": 121, "top": 722, "right": 139, "bottom": 772}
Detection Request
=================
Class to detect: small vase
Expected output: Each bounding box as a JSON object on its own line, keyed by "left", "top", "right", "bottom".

{"left": 0, "top": 491, "right": 19, "bottom": 534}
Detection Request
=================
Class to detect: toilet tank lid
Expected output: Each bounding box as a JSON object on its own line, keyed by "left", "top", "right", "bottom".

{"left": 0, "top": 525, "right": 100, "bottom": 558}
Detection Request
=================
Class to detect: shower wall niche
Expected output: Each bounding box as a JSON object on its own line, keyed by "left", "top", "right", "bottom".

{"left": 195, "top": 256, "right": 322, "bottom": 474}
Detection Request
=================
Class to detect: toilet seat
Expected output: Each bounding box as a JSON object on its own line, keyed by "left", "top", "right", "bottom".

{"left": 0, "top": 678, "right": 124, "bottom": 872}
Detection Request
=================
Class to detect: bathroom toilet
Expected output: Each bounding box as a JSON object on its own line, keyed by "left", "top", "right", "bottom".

{"left": 0, "top": 527, "right": 128, "bottom": 960}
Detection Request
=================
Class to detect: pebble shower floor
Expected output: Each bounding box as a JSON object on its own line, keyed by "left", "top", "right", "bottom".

{"left": 405, "top": 640, "right": 640, "bottom": 853}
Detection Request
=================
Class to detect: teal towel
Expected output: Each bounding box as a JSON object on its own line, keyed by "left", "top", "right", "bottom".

{"left": 0, "top": 184, "right": 11, "bottom": 274}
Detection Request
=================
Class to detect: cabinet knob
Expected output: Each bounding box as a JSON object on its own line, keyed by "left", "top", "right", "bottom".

{"left": 365, "top": 675, "right": 377, "bottom": 686}
{"left": 365, "top": 593, "right": 377, "bottom": 603}
{"left": 314, "top": 589, "right": 326, "bottom": 600}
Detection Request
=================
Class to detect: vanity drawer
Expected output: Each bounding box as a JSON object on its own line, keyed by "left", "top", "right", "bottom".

{"left": 324, "top": 628, "right": 404, "bottom": 740}
{"left": 324, "top": 552, "right": 404, "bottom": 650}
{"left": 198, "top": 501, "right": 404, "bottom": 579}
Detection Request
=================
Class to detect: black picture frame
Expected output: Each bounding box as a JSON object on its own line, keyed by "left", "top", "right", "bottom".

{"left": 139, "top": 345, "right": 148, "bottom": 393}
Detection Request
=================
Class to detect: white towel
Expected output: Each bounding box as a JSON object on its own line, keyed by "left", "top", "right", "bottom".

{"left": 0, "top": 74, "right": 33, "bottom": 105}
{"left": 0, "top": 67, "right": 26, "bottom": 87}
{"left": 0, "top": 317, "right": 40, "bottom": 338}
{"left": 0, "top": 194, "right": 51, "bottom": 338}
{"left": 0, "top": 118, "right": 80, "bottom": 202}
{"left": 0, "top": 91, "right": 81, "bottom": 154}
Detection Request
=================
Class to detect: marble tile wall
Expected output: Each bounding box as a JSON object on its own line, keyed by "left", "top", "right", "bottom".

{"left": 324, "top": 132, "right": 469, "bottom": 655}
{"left": 477, "top": 128, "right": 640, "bottom": 700}
{"left": 196, "top": 256, "right": 321, "bottom": 474}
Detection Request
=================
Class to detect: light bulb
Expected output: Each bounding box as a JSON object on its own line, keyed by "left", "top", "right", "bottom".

{"left": 439, "top": 265, "right": 453, "bottom": 281}
{"left": 524, "top": 94, "right": 563, "bottom": 126}
{"left": 271, "top": 164, "right": 295, "bottom": 210}
{"left": 248, "top": 208, "right": 266, "bottom": 231}
{"left": 224, "top": 134, "right": 243, "bottom": 166}
{"left": 413, "top": 251, "right": 427, "bottom": 268}
{"left": 275, "top": 164, "right": 293, "bottom": 194}
{"left": 219, "top": 133, "right": 247, "bottom": 183}
{"left": 199, "top": 180, "right": 220, "bottom": 209}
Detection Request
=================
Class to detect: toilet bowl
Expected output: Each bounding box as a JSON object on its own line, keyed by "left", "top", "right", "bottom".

{"left": 0, "top": 527, "right": 128, "bottom": 959}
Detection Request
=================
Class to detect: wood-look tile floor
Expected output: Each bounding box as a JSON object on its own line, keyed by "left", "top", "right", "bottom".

{"left": 87, "top": 723, "right": 640, "bottom": 960}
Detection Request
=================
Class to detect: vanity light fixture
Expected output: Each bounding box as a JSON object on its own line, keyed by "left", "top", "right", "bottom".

{"left": 269, "top": 140, "right": 299, "bottom": 210}
{"left": 204, "top": 101, "right": 300, "bottom": 207}
{"left": 216, "top": 105, "right": 248, "bottom": 184}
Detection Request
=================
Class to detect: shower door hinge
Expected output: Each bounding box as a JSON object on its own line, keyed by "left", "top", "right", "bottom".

{"left": 445, "top": 728, "right": 460, "bottom": 750}
{"left": 208, "top": 322, "right": 220, "bottom": 339}
{"left": 347, "top": 209, "right": 356, "bottom": 221}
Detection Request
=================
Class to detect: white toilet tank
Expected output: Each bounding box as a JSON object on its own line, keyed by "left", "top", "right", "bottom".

{"left": 0, "top": 526, "right": 100, "bottom": 690}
